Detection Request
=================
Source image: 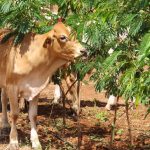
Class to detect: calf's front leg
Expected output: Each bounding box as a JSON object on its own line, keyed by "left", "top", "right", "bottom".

{"left": 53, "top": 84, "right": 61, "bottom": 103}
{"left": 29, "top": 98, "right": 42, "bottom": 150}
{"left": 7, "top": 86, "right": 19, "bottom": 150}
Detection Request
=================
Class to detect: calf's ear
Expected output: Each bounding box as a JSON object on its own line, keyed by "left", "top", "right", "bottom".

{"left": 43, "top": 37, "right": 53, "bottom": 48}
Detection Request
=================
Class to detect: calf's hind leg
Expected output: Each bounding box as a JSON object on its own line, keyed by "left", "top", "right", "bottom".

{"left": 65, "top": 74, "right": 79, "bottom": 113}
{"left": 0, "top": 88, "right": 10, "bottom": 129}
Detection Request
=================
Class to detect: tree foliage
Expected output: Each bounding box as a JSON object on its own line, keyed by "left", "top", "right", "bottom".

{"left": 0, "top": 0, "right": 149, "bottom": 106}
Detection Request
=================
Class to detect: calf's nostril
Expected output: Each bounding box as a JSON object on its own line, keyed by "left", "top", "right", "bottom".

{"left": 80, "top": 49, "right": 87, "bottom": 54}
{"left": 80, "top": 49, "right": 88, "bottom": 58}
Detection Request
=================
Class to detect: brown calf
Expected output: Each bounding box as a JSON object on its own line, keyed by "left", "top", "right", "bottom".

{"left": 0, "top": 22, "right": 86, "bottom": 150}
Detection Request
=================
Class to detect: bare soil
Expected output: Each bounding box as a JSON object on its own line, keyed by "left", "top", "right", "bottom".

{"left": 0, "top": 79, "right": 150, "bottom": 150}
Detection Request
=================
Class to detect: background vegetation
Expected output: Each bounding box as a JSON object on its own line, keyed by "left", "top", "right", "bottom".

{"left": 0, "top": 0, "right": 149, "bottom": 108}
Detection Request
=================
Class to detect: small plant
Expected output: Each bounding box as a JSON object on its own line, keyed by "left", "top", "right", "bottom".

{"left": 53, "top": 118, "right": 64, "bottom": 131}
{"left": 20, "top": 136, "right": 30, "bottom": 147}
{"left": 93, "top": 98, "right": 98, "bottom": 107}
{"left": 45, "top": 139, "right": 52, "bottom": 150}
{"left": 90, "top": 134, "right": 103, "bottom": 142}
{"left": 95, "top": 122, "right": 101, "bottom": 126}
{"left": 116, "top": 129, "right": 124, "bottom": 135}
{"left": 95, "top": 112, "right": 108, "bottom": 123}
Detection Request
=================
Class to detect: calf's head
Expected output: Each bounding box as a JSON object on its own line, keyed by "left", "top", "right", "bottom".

{"left": 43, "top": 22, "right": 86, "bottom": 61}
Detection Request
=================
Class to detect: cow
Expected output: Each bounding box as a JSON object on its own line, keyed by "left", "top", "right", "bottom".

{"left": 0, "top": 22, "right": 86, "bottom": 150}
{"left": 53, "top": 64, "right": 78, "bottom": 112}
{"left": 105, "top": 95, "right": 117, "bottom": 110}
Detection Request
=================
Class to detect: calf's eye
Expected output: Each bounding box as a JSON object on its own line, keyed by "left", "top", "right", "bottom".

{"left": 60, "top": 35, "right": 68, "bottom": 42}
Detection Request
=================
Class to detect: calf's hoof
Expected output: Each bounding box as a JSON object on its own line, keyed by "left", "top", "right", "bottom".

{"left": 32, "top": 144, "right": 42, "bottom": 150}
{"left": 105, "top": 104, "right": 111, "bottom": 111}
{"left": 72, "top": 104, "right": 78, "bottom": 113}
{"left": 32, "top": 140, "right": 42, "bottom": 150}
{"left": 8, "top": 143, "right": 19, "bottom": 150}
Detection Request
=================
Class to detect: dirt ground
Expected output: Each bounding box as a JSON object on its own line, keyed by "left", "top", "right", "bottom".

{"left": 0, "top": 79, "right": 150, "bottom": 150}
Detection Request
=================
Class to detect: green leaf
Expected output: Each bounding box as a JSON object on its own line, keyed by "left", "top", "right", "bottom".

{"left": 139, "top": 33, "right": 150, "bottom": 55}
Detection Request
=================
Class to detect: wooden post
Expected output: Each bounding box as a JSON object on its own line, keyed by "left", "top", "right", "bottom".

{"left": 77, "top": 72, "right": 82, "bottom": 150}
{"left": 59, "top": 83, "right": 66, "bottom": 134}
